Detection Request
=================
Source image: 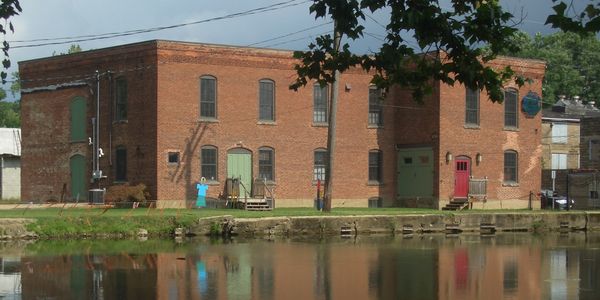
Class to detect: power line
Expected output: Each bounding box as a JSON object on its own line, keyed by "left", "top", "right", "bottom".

{"left": 10, "top": 0, "right": 310, "bottom": 49}
{"left": 247, "top": 21, "right": 332, "bottom": 47}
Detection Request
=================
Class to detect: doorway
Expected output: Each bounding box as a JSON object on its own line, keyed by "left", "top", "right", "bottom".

{"left": 227, "top": 148, "right": 252, "bottom": 197}
{"left": 454, "top": 157, "right": 471, "bottom": 199}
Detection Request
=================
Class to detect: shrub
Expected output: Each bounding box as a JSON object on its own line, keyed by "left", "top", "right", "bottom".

{"left": 105, "top": 184, "right": 149, "bottom": 207}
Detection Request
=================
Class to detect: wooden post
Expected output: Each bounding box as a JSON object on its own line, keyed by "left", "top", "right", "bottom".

{"left": 323, "top": 21, "right": 341, "bottom": 213}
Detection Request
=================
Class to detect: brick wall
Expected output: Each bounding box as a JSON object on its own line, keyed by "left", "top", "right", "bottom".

{"left": 20, "top": 41, "right": 158, "bottom": 201}
{"left": 438, "top": 57, "right": 545, "bottom": 208}
{"left": 19, "top": 40, "right": 545, "bottom": 209}
{"left": 153, "top": 41, "right": 396, "bottom": 206}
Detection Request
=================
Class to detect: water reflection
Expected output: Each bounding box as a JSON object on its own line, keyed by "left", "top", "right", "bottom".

{"left": 0, "top": 234, "right": 599, "bottom": 299}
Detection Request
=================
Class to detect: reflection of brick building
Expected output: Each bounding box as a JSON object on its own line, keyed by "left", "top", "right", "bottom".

{"left": 20, "top": 40, "right": 544, "bottom": 209}
{"left": 438, "top": 244, "right": 542, "bottom": 300}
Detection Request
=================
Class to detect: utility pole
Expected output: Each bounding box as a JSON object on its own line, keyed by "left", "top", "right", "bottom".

{"left": 323, "top": 21, "right": 341, "bottom": 212}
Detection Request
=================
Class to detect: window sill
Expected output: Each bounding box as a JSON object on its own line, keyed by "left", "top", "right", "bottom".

{"left": 312, "top": 180, "right": 326, "bottom": 186}
{"left": 198, "top": 118, "right": 219, "bottom": 123}
{"left": 257, "top": 121, "right": 276, "bottom": 126}
{"left": 503, "top": 127, "right": 519, "bottom": 132}
{"left": 502, "top": 182, "right": 519, "bottom": 187}
{"left": 113, "top": 181, "right": 128, "bottom": 185}
{"left": 367, "top": 125, "right": 383, "bottom": 129}
{"left": 113, "top": 120, "right": 128, "bottom": 125}
{"left": 203, "top": 180, "right": 220, "bottom": 186}
{"left": 167, "top": 163, "right": 179, "bottom": 167}
{"left": 464, "top": 124, "right": 480, "bottom": 129}
{"left": 312, "top": 122, "right": 328, "bottom": 127}
{"left": 367, "top": 181, "right": 383, "bottom": 186}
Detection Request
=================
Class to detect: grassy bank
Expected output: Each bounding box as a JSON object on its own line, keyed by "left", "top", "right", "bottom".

{"left": 0, "top": 206, "right": 571, "bottom": 239}
{"left": 0, "top": 207, "right": 442, "bottom": 238}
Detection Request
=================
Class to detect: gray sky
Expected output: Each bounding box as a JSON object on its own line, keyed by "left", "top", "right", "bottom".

{"left": 6, "top": 0, "right": 560, "bottom": 86}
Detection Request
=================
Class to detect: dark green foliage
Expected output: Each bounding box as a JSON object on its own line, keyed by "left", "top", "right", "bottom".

{"left": 547, "top": 1, "right": 600, "bottom": 34}
{"left": 0, "top": 0, "right": 21, "bottom": 83}
{"left": 0, "top": 99, "right": 19, "bottom": 127}
{"left": 503, "top": 31, "right": 600, "bottom": 104}
{"left": 291, "top": 0, "right": 524, "bottom": 103}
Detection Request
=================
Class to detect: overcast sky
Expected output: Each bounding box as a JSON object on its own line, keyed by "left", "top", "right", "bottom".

{"left": 5, "top": 0, "right": 563, "bottom": 91}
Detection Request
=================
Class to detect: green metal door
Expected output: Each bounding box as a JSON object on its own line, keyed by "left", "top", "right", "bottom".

{"left": 397, "top": 147, "right": 433, "bottom": 198}
{"left": 70, "top": 154, "right": 87, "bottom": 201}
{"left": 227, "top": 148, "right": 252, "bottom": 197}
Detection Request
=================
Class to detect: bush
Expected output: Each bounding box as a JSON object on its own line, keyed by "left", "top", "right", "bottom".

{"left": 105, "top": 184, "right": 150, "bottom": 207}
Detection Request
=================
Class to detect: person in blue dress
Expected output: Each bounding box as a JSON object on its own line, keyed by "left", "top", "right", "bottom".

{"left": 196, "top": 177, "right": 209, "bottom": 208}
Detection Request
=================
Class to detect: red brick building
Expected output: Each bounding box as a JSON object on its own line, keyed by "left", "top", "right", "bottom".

{"left": 19, "top": 40, "right": 545, "bottom": 209}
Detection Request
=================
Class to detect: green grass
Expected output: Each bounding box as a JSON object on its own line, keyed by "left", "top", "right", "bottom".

{"left": 0, "top": 206, "right": 583, "bottom": 238}
{"left": 0, "top": 207, "right": 445, "bottom": 219}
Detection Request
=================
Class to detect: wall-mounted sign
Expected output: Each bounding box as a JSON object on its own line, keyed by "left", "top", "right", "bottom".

{"left": 522, "top": 91, "right": 541, "bottom": 117}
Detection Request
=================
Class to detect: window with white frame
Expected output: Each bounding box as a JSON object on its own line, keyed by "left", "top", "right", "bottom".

{"left": 551, "top": 123, "right": 567, "bottom": 144}
{"left": 313, "top": 148, "right": 327, "bottom": 181}
{"left": 259, "top": 80, "right": 275, "bottom": 121}
{"left": 504, "top": 88, "right": 518, "bottom": 128}
{"left": 551, "top": 153, "right": 567, "bottom": 170}
{"left": 313, "top": 84, "right": 328, "bottom": 124}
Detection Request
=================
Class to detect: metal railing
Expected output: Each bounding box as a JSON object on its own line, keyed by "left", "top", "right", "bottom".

{"left": 468, "top": 176, "right": 488, "bottom": 200}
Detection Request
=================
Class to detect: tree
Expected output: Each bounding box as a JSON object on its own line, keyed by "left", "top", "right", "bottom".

{"left": 0, "top": 0, "right": 21, "bottom": 83}
{"left": 503, "top": 31, "right": 600, "bottom": 104}
{"left": 546, "top": 1, "right": 600, "bottom": 34}
{"left": 52, "top": 44, "right": 83, "bottom": 56}
{"left": 291, "top": 0, "right": 525, "bottom": 211}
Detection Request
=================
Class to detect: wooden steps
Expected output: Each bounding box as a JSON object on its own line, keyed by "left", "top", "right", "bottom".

{"left": 240, "top": 198, "right": 273, "bottom": 211}
{"left": 442, "top": 198, "right": 469, "bottom": 211}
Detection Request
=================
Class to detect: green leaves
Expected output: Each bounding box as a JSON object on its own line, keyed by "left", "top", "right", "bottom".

{"left": 0, "top": 0, "right": 21, "bottom": 84}
{"left": 292, "top": 0, "right": 524, "bottom": 103}
{"left": 546, "top": 1, "right": 600, "bottom": 34}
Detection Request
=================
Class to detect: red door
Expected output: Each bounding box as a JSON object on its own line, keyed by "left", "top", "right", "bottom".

{"left": 454, "top": 158, "right": 470, "bottom": 198}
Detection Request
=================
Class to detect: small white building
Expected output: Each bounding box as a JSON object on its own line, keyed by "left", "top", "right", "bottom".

{"left": 0, "top": 128, "right": 20, "bottom": 200}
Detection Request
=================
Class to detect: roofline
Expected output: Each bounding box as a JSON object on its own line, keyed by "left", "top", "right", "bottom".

{"left": 542, "top": 117, "right": 581, "bottom": 123}
{"left": 19, "top": 39, "right": 297, "bottom": 66}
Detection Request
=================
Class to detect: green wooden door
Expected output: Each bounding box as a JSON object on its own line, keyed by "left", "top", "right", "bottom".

{"left": 397, "top": 148, "right": 433, "bottom": 198}
{"left": 70, "top": 154, "right": 87, "bottom": 201}
{"left": 70, "top": 97, "right": 86, "bottom": 141}
{"left": 227, "top": 149, "right": 252, "bottom": 197}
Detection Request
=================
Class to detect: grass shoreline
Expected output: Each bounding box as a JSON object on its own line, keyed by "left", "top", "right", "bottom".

{"left": 0, "top": 207, "right": 586, "bottom": 239}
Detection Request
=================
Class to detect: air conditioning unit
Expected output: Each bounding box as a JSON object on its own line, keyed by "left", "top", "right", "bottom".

{"left": 89, "top": 189, "right": 106, "bottom": 204}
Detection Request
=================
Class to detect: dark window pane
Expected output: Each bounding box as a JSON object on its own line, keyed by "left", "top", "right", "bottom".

{"left": 116, "top": 147, "right": 127, "bottom": 181}
{"left": 369, "top": 151, "right": 382, "bottom": 182}
{"left": 313, "top": 84, "right": 328, "bottom": 123}
{"left": 258, "top": 148, "right": 274, "bottom": 180}
{"left": 200, "top": 77, "right": 216, "bottom": 118}
{"left": 201, "top": 147, "right": 217, "bottom": 180}
{"left": 259, "top": 81, "right": 274, "bottom": 121}
{"left": 314, "top": 150, "right": 327, "bottom": 181}
{"left": 504, "top": 151, "right": 518, "bottom": 182}
{"left": 465, "top": 88, "right": 479, "bottom": 125}
{"left": 368, "top": 87, "right": 383, "bottom": 126}
{"left": 504, "top": 89, "right": 518, "bottom": 128}
{"left": 168, "top": 152, "right": 179, "bottom": 164}
{"left": 115, "top": 78, "right": 127, "bottom": 121}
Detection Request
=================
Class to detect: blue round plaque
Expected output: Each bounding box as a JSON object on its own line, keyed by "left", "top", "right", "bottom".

{"left": 522, "top": 91, "right": 541, "bottom": 117}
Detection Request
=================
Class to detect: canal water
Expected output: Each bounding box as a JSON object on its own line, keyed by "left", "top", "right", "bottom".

{"left": 0, "top": 233, "right": 599, "bottom": 299}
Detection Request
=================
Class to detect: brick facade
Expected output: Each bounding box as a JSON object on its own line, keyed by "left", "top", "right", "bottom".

{"left": 20, "top": 40, "right": 544, "bottom": 209}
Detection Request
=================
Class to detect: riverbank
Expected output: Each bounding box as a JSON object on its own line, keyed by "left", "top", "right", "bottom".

{"left": 0, "top": 207, "right": 598, "bottom": 239}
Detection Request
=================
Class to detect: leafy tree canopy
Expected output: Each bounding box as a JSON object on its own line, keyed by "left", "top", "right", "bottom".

{"left": 503, "top": 31, "right": 600, "bottom": 104}
{"left": 291, "top": 0, "right": 525, "bottom": 103}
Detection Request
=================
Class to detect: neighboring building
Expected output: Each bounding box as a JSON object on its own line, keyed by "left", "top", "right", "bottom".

{"left": 541, "top": 97, "right": 600, "bottom": 194}
{"left": 0, "top": 128, "right": 21, "bottom": 200}
{"left": 580, "top": 116, "right": 600, "bottom": 170}
{"left": 19, "top": 40, "right": 544, "bottom": 209}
